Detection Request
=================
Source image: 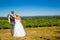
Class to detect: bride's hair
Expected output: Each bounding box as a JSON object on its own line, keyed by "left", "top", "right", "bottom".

{"left": 15, "top": 14, "right": 19, "bottom": 17}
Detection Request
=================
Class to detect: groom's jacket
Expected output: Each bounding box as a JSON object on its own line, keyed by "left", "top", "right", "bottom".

{"left": 10, "top": 15, "right": 15, "bottom": 24}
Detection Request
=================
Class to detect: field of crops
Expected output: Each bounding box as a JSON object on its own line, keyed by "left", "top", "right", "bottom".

{"left": 0, "top": 16, "right": 60, "bottom": 29}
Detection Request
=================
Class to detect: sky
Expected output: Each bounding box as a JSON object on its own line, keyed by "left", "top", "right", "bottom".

{"left": 0, "top": 0, "right": 60, "bottom": 17}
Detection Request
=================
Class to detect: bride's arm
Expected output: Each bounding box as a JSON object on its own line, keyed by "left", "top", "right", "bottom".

{"left": 10, "top": 14, "right": 16, "bottom": 19}
{"left": 8, "top": 15, "right": 10, "bottom": 23}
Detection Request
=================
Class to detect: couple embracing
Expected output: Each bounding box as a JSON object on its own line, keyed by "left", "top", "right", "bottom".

{"left": 8, "top": 11, "right": 26, "bottom": 37}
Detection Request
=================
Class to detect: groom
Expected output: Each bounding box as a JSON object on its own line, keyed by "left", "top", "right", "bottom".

{"left": 8, "top": 11, "right": 15, "bottom": 36}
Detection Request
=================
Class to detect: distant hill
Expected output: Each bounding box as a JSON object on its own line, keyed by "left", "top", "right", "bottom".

{"left": 0, "top": 16, "right": 60, "bottom": 19}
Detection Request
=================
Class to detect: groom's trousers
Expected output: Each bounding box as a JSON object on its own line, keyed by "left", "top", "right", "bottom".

{"left": 10, "top": 22, "right": 15, "bottom": 36}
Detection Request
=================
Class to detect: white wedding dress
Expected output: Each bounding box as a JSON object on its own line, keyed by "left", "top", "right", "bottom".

{"left": 13, "top": 19, "right": 26, "bottom": 37}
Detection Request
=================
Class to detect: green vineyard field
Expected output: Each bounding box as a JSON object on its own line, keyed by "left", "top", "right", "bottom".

{"left": 0, "top": 16, "right": 60, "bottom": 29}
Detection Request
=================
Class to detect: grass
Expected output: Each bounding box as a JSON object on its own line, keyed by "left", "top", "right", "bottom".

{"left": 0, "top": 26, "right": 60, "bottom": 40}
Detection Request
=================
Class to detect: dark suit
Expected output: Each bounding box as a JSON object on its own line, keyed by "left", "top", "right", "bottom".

{"left": 10, "top": 15, "right": 15, "bottom": 36}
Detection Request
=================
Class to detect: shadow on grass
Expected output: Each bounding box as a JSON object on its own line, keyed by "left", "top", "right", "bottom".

{"left": 40, "top": 36, "right": 50, "bottom": 40}
{"left": 55, "top": 37, "right": 60, "bottom": 40}
{"left": 55, "top": 31, "right": 60, "bottom": 33}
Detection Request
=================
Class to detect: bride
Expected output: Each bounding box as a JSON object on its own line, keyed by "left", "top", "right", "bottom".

{"left": 12, "top": 14, "right": 26, "bottom": 37}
